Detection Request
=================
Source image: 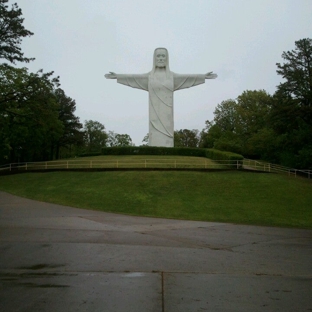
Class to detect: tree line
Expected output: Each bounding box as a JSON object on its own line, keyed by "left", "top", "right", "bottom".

{"left": 0, "top": 0, "right": 133, "bottom": 164}
{"left": 200, "top": 38, "right": 312, "bottom": 169}
{"left": 1, "top": 1, "right": 311, "bottom": 168}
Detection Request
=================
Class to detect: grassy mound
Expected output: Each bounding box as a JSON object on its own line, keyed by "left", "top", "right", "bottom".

{"left": 0, "top": 170, "right": 311, "bottom": 228}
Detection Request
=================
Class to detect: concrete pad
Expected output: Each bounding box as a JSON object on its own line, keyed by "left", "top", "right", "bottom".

{"left": 164, "top": 273, "right": 312, "bottom": 312}
{"left": 0, "top": 271, "right": 161, "bottom": 312}
{"left": 0, "top": 191, "right": 311, "bottom": 311}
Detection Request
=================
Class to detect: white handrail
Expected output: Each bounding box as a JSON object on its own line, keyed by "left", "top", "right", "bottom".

{"left": 243, "top": 159, "right": 312, "bottom": 178}
{"left": 1, "top": 159, "right": 311, "bottom": 179}
{"left": 0, "top": 159, "right": 240, "bottom": 171}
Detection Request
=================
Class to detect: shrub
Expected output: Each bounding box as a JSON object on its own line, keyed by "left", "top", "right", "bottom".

{"left": 205, "top": 149, "right": 244, "bottom": 161}
{"left": 79, "top": 152, "right": 102, "bottom": 157}
{"left": 101, "top": 146, "right": 243, "bottom": 161}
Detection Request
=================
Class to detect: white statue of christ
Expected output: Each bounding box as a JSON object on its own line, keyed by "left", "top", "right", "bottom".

{"left": 105, "top": 47, "right": 217, "bottom": 147}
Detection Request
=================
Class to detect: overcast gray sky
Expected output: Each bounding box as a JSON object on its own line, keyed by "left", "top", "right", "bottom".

{"left": 13, "top": 0, "right": 312, "bottom": 145}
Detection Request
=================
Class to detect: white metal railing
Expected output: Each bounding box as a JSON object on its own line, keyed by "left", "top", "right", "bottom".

{"left": 1, "top": 159, "right": 310, "bottom": 178}
{"left": 243, "top": 159, "right": 312, "bottom": 179}
{"left": 0, "top": 159, "right": 242, "bottom": 172}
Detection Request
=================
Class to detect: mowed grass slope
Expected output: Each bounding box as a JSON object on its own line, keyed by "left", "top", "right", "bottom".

{"left": 21, "top": 155, "right": 228, "bottom": 169}
{"left": 0, "top": 169, "right": 311, "bottom": 228}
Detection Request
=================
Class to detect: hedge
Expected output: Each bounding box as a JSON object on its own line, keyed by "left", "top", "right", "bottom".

{"left": 205, "top": 149, "right": 244, "bottom": 161}
{"left": 97, "top": 146, "right": 243, "bottom": 161}
{"left": 78, "top": 152, "right": 102, "bottom": 157}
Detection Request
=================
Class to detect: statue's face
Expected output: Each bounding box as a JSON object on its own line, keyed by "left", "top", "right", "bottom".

{"left": 155, "top": 49, "right": 167, "bottom": 68}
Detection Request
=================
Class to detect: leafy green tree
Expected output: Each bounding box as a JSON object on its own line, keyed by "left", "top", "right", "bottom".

{"left": 141, "top": 133, "right": 149, "bottom": 146}
{"left": 54, "top": 88, "right": 83, "bottom": 158}
{"left": 106, "top": 130, "right": 117, "bottom": 147}
{"left": 272, "top": 38, "right": 312, "bottom": 167}
{"left": 174, "top": 129, "right": 199, "bottom": 147}
{"left": 199, "top": 121, "right": 216, "bottom": 148}
{"left": 236, "top": 90, "right": 272, "bottom": 156}
{"left": 0, "top": 64, "right": 59, "bottom": 110}
{"left": 107, "top": 131, "right": 133, "bottom": 147}
{"left": 202, "top": 99, "right": 243, "bottom": 153}
{"left": 0, "top": 0, "right": 34, "bottom": 63}
{"left": 201, "top": 91, "right": 272, "bottom": 157}
{"left": 212, "top": 99, "right": 238, "bottom": 134}
{"left": 276, "top": 38, "right": 312, "bottom": 111}
{"left": 274, "top": 38, "right": 312, "bottom": 134}
{"left": 83, "top": 120, "right": 107, "bottom": 152}
{"left": 115, "top": 134, "right": 133, "bottom": 146}
{"left": 0, "top": 64, "right": 62, "bottom": 163}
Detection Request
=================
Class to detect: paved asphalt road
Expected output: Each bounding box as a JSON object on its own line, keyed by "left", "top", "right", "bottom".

{"left": 0, "top": 191, "right": 311, "bottom": 311}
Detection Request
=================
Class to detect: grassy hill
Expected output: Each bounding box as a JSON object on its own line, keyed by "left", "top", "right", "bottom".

{"left": 0, "top": 157, "right": 311, "bottom": 229}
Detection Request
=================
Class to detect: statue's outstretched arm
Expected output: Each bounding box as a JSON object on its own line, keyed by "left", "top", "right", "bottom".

{"left": 205, "top": 72, "right": 217, "bottom": 79}
{"left": 174, "top": 72, "right": 217, "bottom": 91}
{"left": 205, "top": 72, "right": 218, "bottom": 79}
{"left": 105, "top": 72, "right": 149, "bottom": 91}
{"left": 105, "top": 72, "right": 117, "bottom": 79}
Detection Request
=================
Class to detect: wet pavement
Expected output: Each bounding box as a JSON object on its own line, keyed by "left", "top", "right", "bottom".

{"left": 0, "top": 191, "right": 311, "bottom": 311}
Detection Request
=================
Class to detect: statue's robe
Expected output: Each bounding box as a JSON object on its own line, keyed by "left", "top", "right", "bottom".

{"left": 117, "top": 73, "right": 205, "bottom": 147}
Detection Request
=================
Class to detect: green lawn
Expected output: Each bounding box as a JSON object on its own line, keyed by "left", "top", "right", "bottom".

{"left": 10, "top": 155, "right": 229, "bottom": 170}
{"left": 0, "top": 169, "right": 311, "bottom": 228}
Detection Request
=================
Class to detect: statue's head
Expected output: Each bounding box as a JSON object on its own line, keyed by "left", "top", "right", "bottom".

{"left": 152, "top": 47, "right": 170, "bottom": 72}
{"left": 154, "top": 48, "right": 167, "bottom": 68}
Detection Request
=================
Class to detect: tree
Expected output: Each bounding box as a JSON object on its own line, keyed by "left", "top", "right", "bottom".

{"left": 273, "top": 38, "right": 312, "bottom": 167}
{"left": 199, "top": 121, "right": 222, "bottom": 148}
{"left": 273, "top": 38, "right": 312, "bottom": 136}
{"left": 0, "top": 64, "right": 59, "bottom": 109}
{"left": 201, "top": 91, "right": 272, "bottom": 157}
{"left": 141, "top": 133, "right": 149, "bottom": 146}
{"left": 276, "top": 38, "right": 312, "bottom": 112}
{"left": 106, "top": 131, "right": 118, "bottom": 147}
{"left": 0, "top": 0, "right": 34, "bottom": 63}
{"left": 54, "top": 88, "right": 83, "bottom": 158}
{"left": 0, "top": 64, "right": 63, "bottom": 163}
{"left": 174, "top": 129, "right": 199, "bottom": 147}
{"left": 83, "top": 120, "right": 107, "bottom": 152}
{"left": 212, "top": 99, "right": 238, "bottom": 134}
{"left": 202, "top": 99, "right": 243, "bottom": 153}
{"left": 236, "top": 90, "right": 272, "bottom": 156}
{"left": 115, "top": 134, "right": 133, "bottom": 146}
{"left": 107, "top": 131, "right": 133, "bottom": 147}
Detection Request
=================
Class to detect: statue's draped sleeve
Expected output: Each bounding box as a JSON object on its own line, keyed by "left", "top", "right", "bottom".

{"left": 173, "top": 73, "right": 205, "bottom": 91}
{"left": 116, "top": 74, "right": 149, "bottom": 91}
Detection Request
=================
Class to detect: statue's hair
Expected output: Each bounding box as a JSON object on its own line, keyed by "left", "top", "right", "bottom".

{"left": 151, "top": 47, "right": 171, "bottom": 77}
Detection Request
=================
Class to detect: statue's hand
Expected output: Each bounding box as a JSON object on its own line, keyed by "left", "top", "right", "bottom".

{"left": 105, "top": 72, "right": 117, "bottom": 79}
{"left": 205, "top": 72, "right": 217, "bottom": 79}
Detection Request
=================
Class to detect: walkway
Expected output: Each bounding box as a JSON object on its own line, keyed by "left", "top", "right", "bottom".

{"left": 0, "top": 191, "right": 311, "bottom": 311}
